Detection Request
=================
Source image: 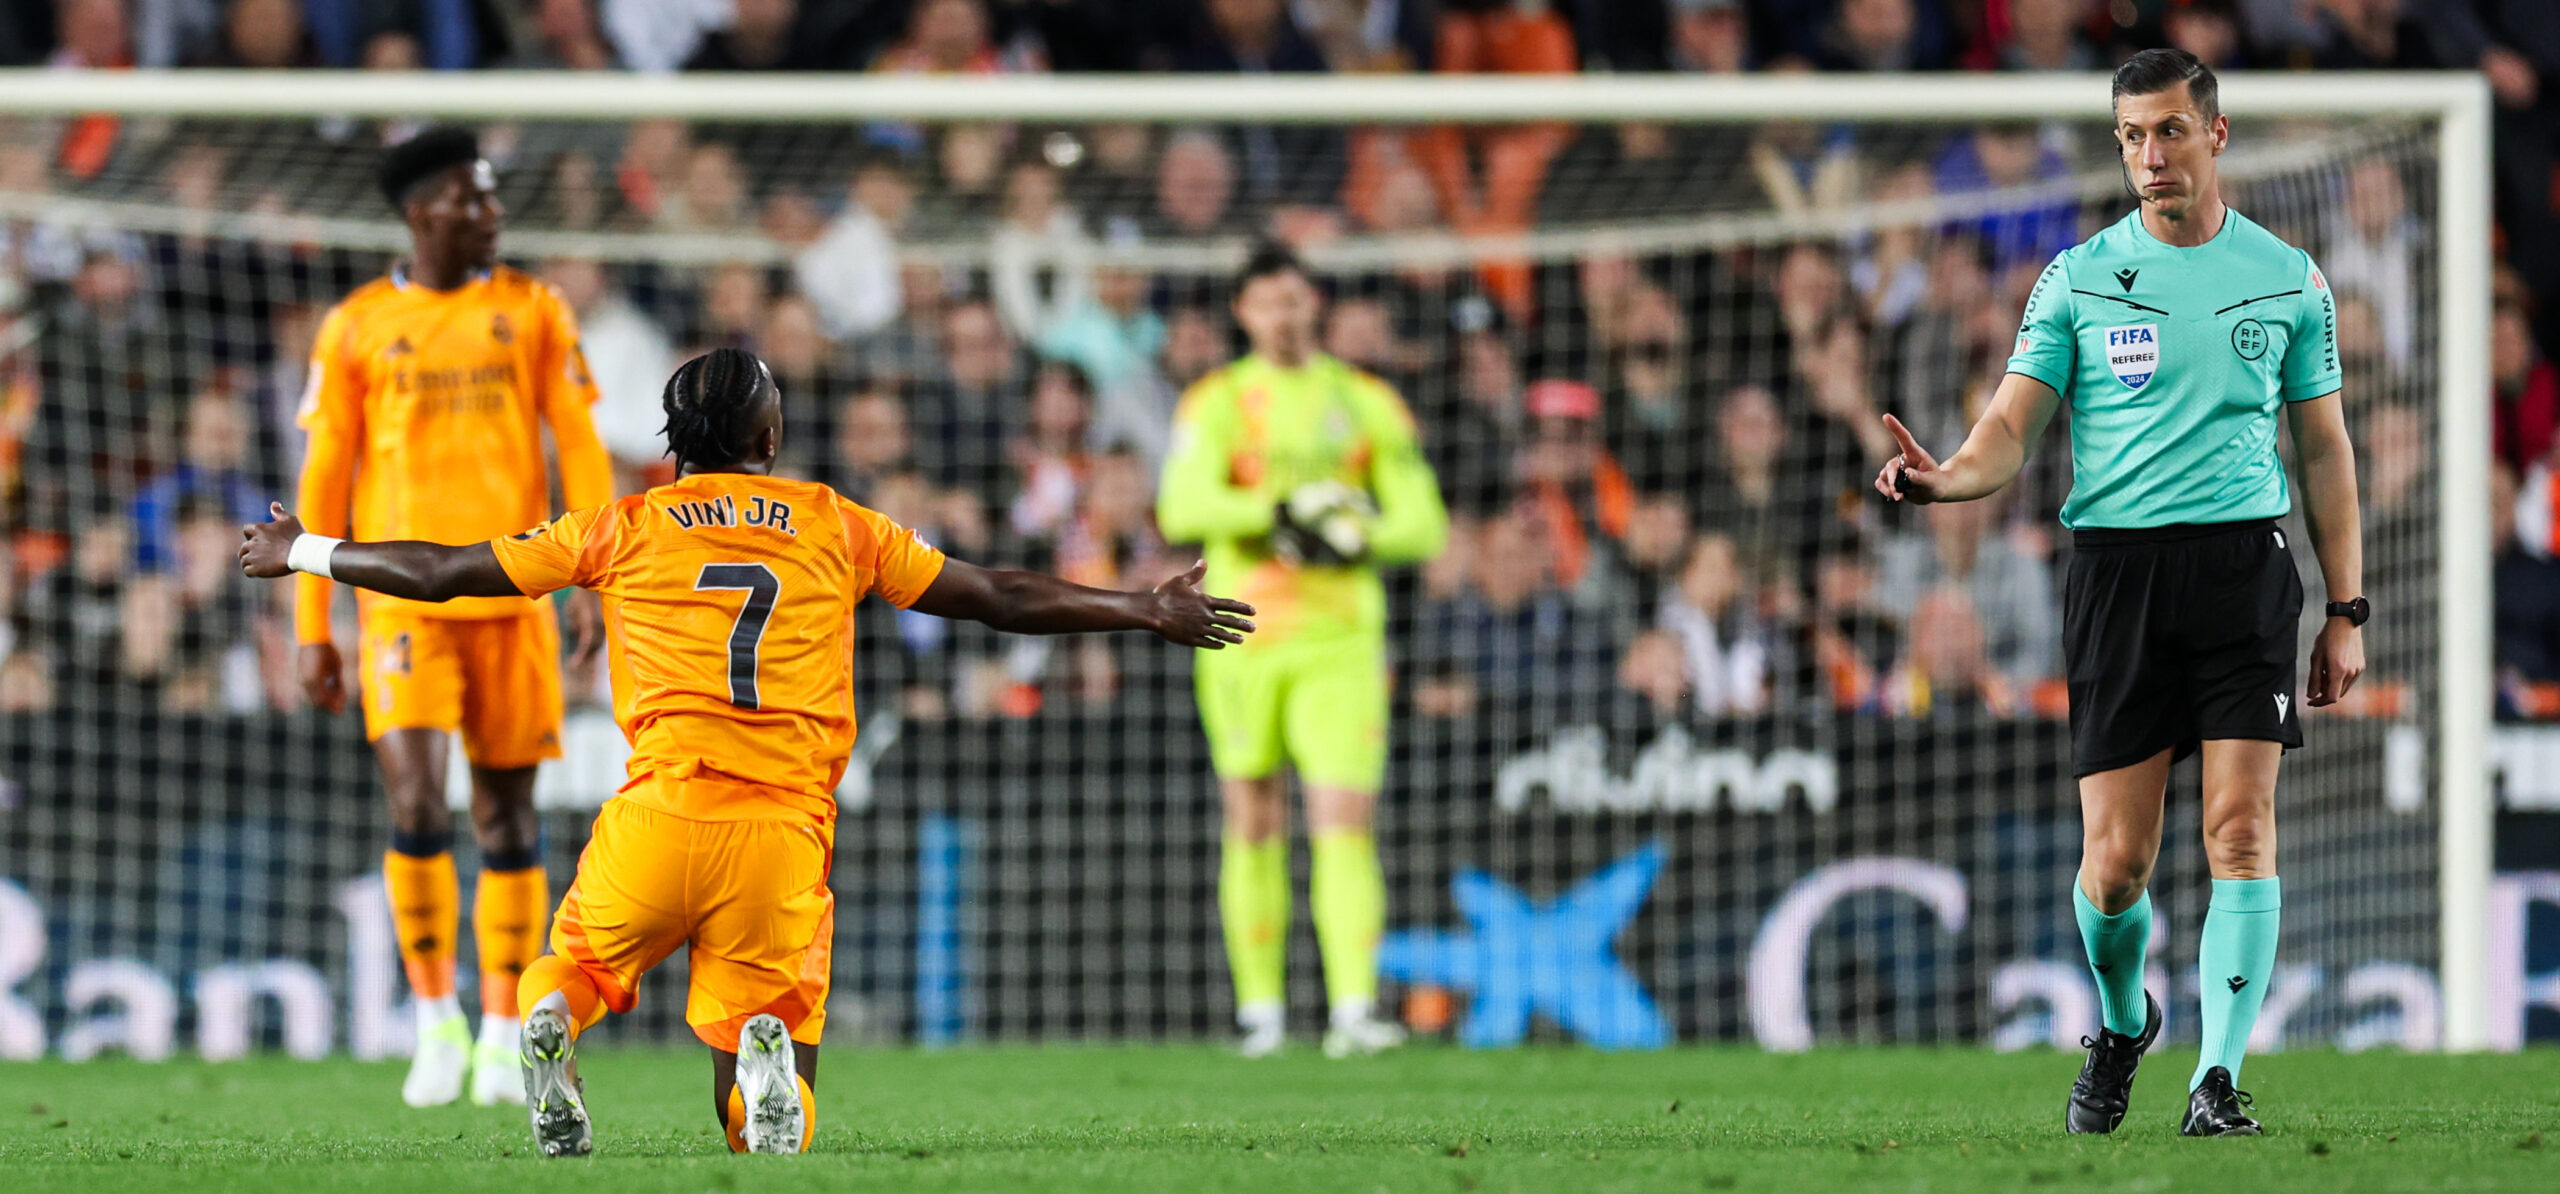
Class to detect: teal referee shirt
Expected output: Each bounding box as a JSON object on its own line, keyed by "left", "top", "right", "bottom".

{"left": 2006, "top": 208, "right": 2343, "bottom": 530}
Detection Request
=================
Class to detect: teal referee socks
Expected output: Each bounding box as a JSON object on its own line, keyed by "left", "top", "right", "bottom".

{"left": 2072, "top": 877, "right": 2153, "bottom": 1037}
{"left": 2192, "top": 876, "right": 2281, "bottom": 1090}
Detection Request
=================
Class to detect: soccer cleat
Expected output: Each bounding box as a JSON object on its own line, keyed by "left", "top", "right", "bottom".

{"left": 734, "top": 1014, "right": 805, "bottom": 1155}
{"left": 520, "top": 1007, "right": 591, "bottom": 1157}
{"left": 2181, "top": 1066, "right": 2263, "bottom": 1137}
{"left": 1235, "top": 1003, "right": 1286, "bottom": 1059}
{"left": 2064, "top": 993, "right": 2161, "bottom": 1134}
{"left": 402, "top": 1008, "right": 472, "bottom": 1108}
{"left": 472, "top": 1016, "right": 527, "bottom": 1106}
{"left": 1321, "top": 1016, "right": 1408, "bottom": 1059}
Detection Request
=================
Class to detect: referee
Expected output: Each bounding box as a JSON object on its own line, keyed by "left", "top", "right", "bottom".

{"left": 1876, "top": 49, "right": 2365, "bottom": 1137}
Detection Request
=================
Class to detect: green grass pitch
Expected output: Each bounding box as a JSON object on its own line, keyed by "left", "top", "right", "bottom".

{"left": 4, "top": 1047, "right": 2556, "bottom": 1193}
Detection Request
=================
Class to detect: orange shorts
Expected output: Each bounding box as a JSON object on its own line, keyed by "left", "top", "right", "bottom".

{"left": 549, "top": 794, "right": 835, "bottom": 1049}
{"left": 358, "top": 605, "right": 563, "bottom": 769}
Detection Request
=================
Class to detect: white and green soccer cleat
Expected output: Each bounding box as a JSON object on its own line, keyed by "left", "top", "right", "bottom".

{"left": 519, "top": 1007, "right": 591, "bottom": 1158}
{"left": 471, "top": 1016, "right": 526, "bottom": 1106}
{"left": 733, "top": 1014, "right": 804, "bottom": 1154}
{"left": 1321, "top": 1016, "right": 1408, "bottom": 1059}
{"left": 401, "top": 1008, "right": 472, "bottom": 1108}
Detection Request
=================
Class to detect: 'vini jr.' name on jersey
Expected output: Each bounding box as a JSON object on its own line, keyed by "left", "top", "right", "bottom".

{"left": 667, "top": 492, "right": 798, "bottom": 536}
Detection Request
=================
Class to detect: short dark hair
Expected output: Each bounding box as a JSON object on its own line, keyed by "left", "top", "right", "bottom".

{"left": 1235, "top": 241, "right": 1308, "bottom": 291}
{"left": 377, "top": 125, "right": 482, "bottom": 212}
{"left": 660, "top": 348, "right": 776, "bottom": 469}
{"left": 2112, "top": 48, "right": 2218, "bottom": 123}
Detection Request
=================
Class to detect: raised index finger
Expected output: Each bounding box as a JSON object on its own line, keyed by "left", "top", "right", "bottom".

{"left": 1881, "top": 413, "right": 1926, "bottom": 462}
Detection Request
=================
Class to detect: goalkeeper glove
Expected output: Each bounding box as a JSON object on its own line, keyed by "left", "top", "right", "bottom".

{"left": 1271, "top": 479, "right": 1376, "bottom": 566}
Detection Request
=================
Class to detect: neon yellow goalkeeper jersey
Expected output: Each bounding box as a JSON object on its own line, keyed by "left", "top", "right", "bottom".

{"left": 1156, "top": 352, "right": 1447, "bottom": 647}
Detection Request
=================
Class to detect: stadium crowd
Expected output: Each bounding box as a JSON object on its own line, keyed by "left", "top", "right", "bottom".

{"left": 0, "top": 0, "right": 2554, "bottom": 728}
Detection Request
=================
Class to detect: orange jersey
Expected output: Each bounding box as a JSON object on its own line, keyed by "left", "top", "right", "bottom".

{"left": 489, "top": 473, "right": 948, "bottom": 823}
{"left": 295, "top": 265, "right": 612, "bottom": 638}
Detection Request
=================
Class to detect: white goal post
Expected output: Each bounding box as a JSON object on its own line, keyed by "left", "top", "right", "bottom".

{"left": 0, "top": 68, "right": 2494, "bottom": 1050}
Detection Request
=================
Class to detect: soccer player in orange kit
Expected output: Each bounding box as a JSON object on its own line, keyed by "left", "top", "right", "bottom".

{"left": 241, "top": 348, "right": 1255, "bottom": 1156}
{"left": 294, "top": 127, "right": 617, "bottom": 1108}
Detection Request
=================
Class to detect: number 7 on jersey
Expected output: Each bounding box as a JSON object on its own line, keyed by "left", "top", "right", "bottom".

{"left": 695, "top": 563, "right": 780, "bottom": 709}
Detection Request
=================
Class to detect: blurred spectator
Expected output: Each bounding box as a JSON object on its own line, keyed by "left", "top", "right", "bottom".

{"left": 1669, "top": 0, "right": 1751, "bottom": 72}
{"left": 758, "top": 292, "right": 843, "bottom": 420}
{"left": 27, "top": 247, "right": 163, "bottom": 532}
{"left": 302, "top": 0, "right": 478, "bottom": 71}
{"left": 613, "top": 118, "right": 692, "bottom": 227}
{"left": 913, "top": 296, "right": 1025, "bottom": 505}
{"left": 1889, "top": 235, "right": 2005, "bottom": 451}
{"left": 21, "top": 509, "right": 140, "bottom": 703}
{"left": 1516, "top": 379, "right": 1631, "bottom": 599}
{"left": 1296, "top": 0, "right": 1433, "bottom": 71}
{"left": 197, "top": 0, "right": 316, "bottom": 69}
{"left": 2323, "top": 156, "right": 2421, "bottom": 369}
{"left": 1853, "top": 164, "right": 1936, "bottom": 330}
{"left": 130, "top": 387, "right": 268, "bottom": 575}
{"left": 990, "top": 160, "right": 1095, "bottom": 342}
{"left": 543, "top": 257, "right": 676, "bottom": 485}
{"left": 1055, "top": 448, "right": 1174, "bottom": 592}
{"left": 2493, "top": 301, "right": 2557, "bottom": 475}
{"left": 1694, "top": 383, "right": 1826, "bottom": 579}
{"left": 1879, "top": 586, "right": 2016, "bottom": 716}
{"left": 1158, "top": 305, "right": 1229, "bottom": 392}
{"left": 794, "top": 160, "right": 910, "bottom": 341}
{"left": 1657, "top": 532, "right": 1772, "bottom": 716}
{"left": 2310, "top": 0, "right": 2454, "bottom": 70}
{"left": 1601, "top": 285, "right": 1701, "bottom": 494}
{"left": 660, "top": 141, "right": 752, "bottom": 232}
{"left": 1173, "top": 0, "right": 1333, "bottom": 204}
{"left": 1007, "top": 359, "right": 1095, "bottom": 545}
{"left": 926, "top": 123, "right": 1009, "bottom": 228}
{"left": 685, "top": 0, "right": 850, "bottom": 71}
{"left": 2165, "top": 0, "right": 2248, "bottom": 69}
{"left": 502, "top": 0, "right": 617, "bottom": 70}
{"left": 688, "top": 261, "right": 767, "bottom": 346}
{"left": 1410, "top": 503, "right": 1622, "bottom": 723}
{"left": 48, "top": 0, "right": 137, "bottom": 179}
{"left": 1432, "top": 330, "right": 1527, "bottom": 514}
{"left": 1148, "top": 130, "right": 1243, "bottom": 239}
{"left": 873, "top": 0, "right": 1013, "bottom": 73}
{"left": 1934, "top": 122, "right": 2074, "bottom": 274}
{"left": 1617, "top": 627, "right": 1690, "bottom": 717}
{"left": 1876, "top": 493, "right": 2058, "bottom": 688}
{"left": 1619, "top": 493, "right": 1694, "bottom": 610}
{"left": 2495, "top": 463, "right": 2560, "bottom": 718}
{"left": 1993, "top": 0, "right": 2099, "bottom": 71}
{"left": 2332, "top": 289, "right": 2408, "bottom": 401}
{"left": 122, "top": 495, "right": 276, "bottom": 712}
{"left": 1039, "top": 225, "right": 1174, "bottom": 467}
{"left": 601, "top": 0, "right": 729, "bottom": 73}
{"left": 1424, "top": 1, "right": 1577, "bottom": 313}
{"left": 1813, "top": 0, "right": 1950, "bottom": 71}
{"left": 1747, "top": 106, "right": 1862, "bottom": 216}
{"left": 1794, "top": 533, "right": 1900, "bottom": 712}
{"left": 826, "top": 386, "right": 915, "bottom": 501}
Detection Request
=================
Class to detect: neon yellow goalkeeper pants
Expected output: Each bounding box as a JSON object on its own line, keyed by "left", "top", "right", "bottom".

{"left": 1194, "top": 634, "right": 1389, "bottom": 791}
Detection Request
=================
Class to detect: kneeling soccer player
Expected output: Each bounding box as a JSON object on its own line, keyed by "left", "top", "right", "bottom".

{"left": 241, "top": 348, "right": 1255, "bottom": 1156}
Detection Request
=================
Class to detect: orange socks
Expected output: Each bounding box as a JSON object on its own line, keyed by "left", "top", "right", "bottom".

{"left": 383, "top": 849, "right": 459, "bottom": 1001}
{"left": 723, "top": 1075, "right": 817, "bottom": 1154}
{"left": 517, "top": 954, "right": 606, "bottom": 1035}
{"left": 474, "top": 867, "right": 550, "bottom": 1018}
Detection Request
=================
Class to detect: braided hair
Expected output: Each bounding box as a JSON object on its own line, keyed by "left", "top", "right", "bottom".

{"left": 659, "top": 348, "right": 775, "bottom": 469}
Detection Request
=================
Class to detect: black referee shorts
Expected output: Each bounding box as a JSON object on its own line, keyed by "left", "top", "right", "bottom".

{"left": 2061, "top": 518, "right": 2305, "bottom": 778}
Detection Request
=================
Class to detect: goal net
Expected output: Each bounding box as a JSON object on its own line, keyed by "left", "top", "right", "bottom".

{"left": 0, "top": 73, "right": 2491, "bottom": 1059}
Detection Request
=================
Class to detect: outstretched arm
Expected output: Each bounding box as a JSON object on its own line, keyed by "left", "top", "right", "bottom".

{"left": 1874, "top": 372, "right": 2061, "bottom": 505}
{"left": 241, "top": 504, "right": 523, "bottom": 602}
{"left": 908, "top": 558, "right": 1255, "bottom": 649}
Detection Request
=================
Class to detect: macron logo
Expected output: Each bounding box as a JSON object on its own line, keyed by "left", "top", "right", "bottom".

{"left": 2274, "top": 694, "right": 2290, "bottom": 723}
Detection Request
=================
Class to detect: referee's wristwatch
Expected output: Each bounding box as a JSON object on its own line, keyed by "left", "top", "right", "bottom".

{"left": 2326, "top": 596, "right": 2370, "bottom": 627}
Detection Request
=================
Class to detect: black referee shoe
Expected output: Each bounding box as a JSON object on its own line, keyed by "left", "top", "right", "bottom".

{"left": 2064, "top": 993, "right": 2161, "bottom": 1134}
{"left": 2181, "top": 1066, "right": 2262, "bottom": 1137}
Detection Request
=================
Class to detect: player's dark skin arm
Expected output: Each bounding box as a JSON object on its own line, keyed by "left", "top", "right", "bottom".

{"left": 245, "top": 505, "right": 1258, "bottom": 649}
{"left": 909, "top": 558, "right": 1254, "bottom": 648}
{"left": 241, "top": 506, "right": 521, "bottom": 598}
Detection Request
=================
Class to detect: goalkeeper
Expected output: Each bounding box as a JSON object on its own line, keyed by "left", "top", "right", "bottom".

{"left": 1157, "top": 243, "right": 1449, "bottom": 1058}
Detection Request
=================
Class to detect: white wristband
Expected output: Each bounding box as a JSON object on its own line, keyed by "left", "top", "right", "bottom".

{"left": 287, "top": 534, "right": 344, "bottom": 580}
